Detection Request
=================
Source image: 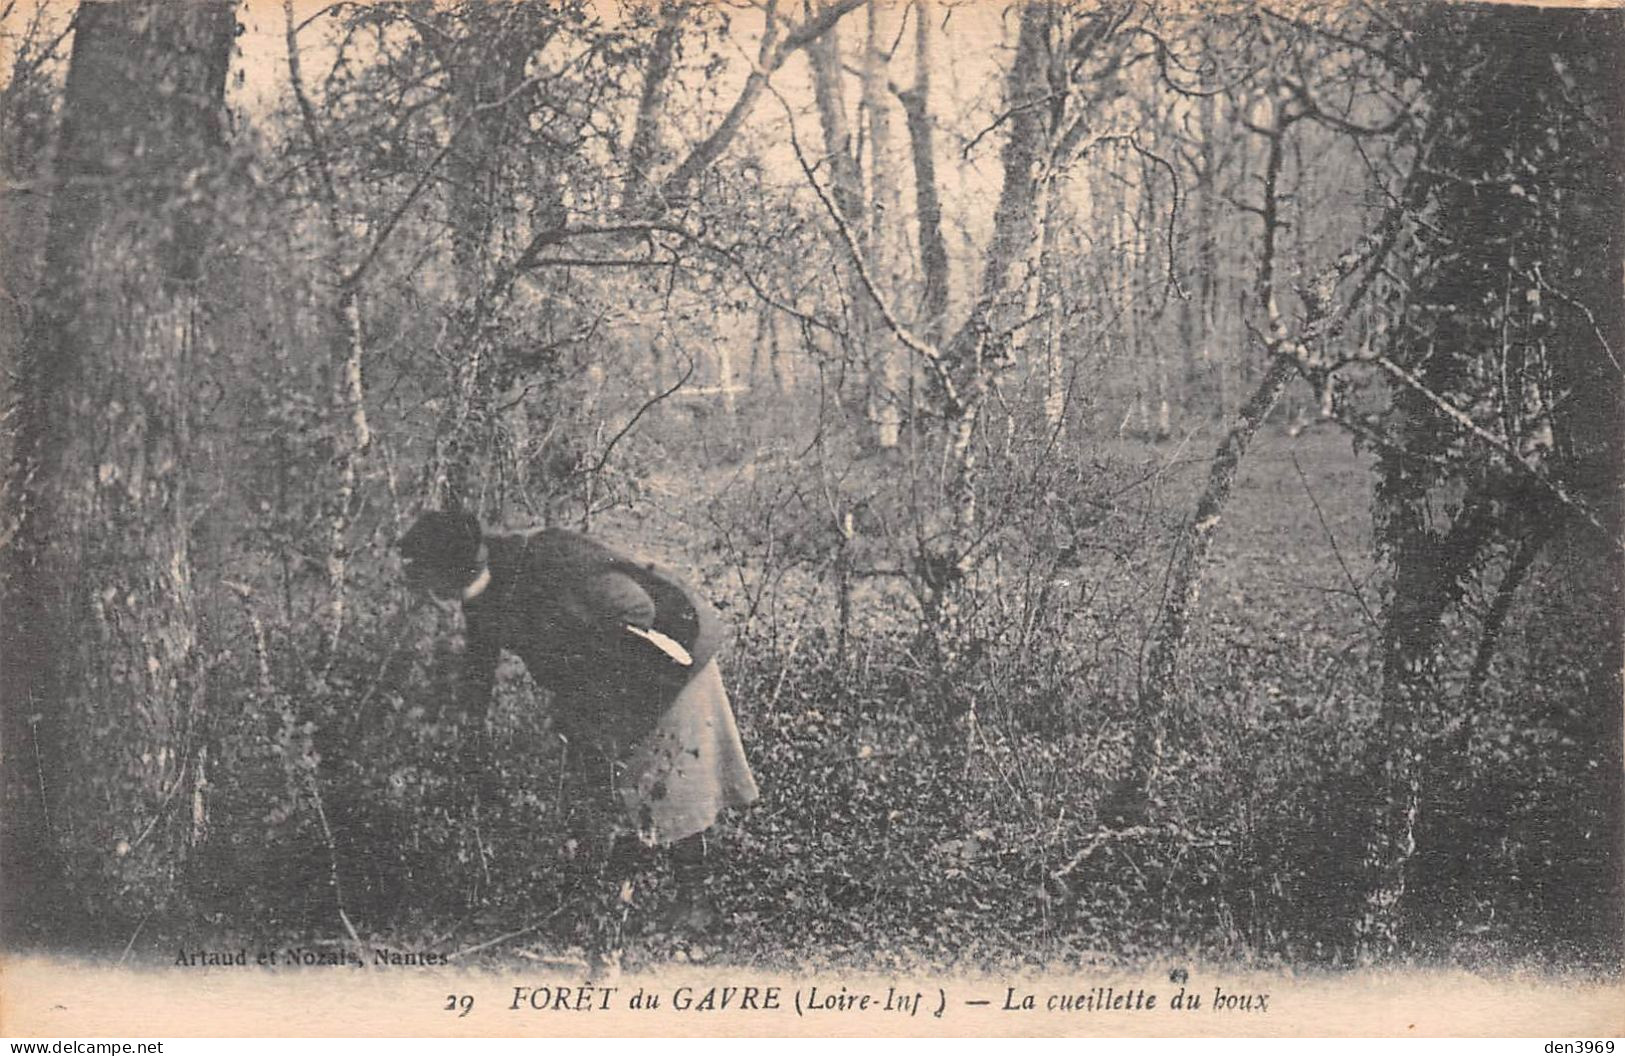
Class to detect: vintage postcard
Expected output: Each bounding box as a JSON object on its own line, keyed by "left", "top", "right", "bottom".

{"left": 1, "top": 0, "right": 1621, "bottom": 1039}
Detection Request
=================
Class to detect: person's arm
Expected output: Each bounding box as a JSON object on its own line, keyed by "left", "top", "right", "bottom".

{"left": 569, "top": 569, "right": 705, "bottom": 675}
{"left": 618, "top": 560, "right": 729, "bottom": 675}
{"left": 563, "top": 567, "right": 658, "bottom": 631}
{"left": 536, "top": 530, "right": 721, "bottom": 690}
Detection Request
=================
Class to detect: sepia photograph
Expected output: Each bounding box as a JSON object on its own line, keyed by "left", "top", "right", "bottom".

{"left": 0, "top": 0, "right": 1621, "bottom": 1039}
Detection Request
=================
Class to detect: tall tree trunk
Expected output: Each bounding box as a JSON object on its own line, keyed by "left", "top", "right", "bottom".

{"left": 1198, "top": 92, "right": 1221, "bottom": 421}
{"left": 808, "top": 0, "right": 882, "bottom": 449}
{"left": 1358, "top": 472, "right": 1496, "bottom": 956}
{"left": 1178, "top": 92, "right": 1218, "bottom": 420}
{"left": 1107, "top": 107, "right": 1295, "bottom": 824}
{"left": 1, "top": 0, "right": 236, "bottom": 938}
{"left": 864, "top": 0, "right": 903, "bottom": 448}
{"left": 898, "top": 0, "right": 949, "bottom": 348}
{"left": 322, "top": 285, "right": 371, "bottom": 664}
{"left": 1143, "top": 164, "right": 1170, "bottom": 439}
{"left": 658, "top": 0, "right": 866, "bottom": 207}
{"left": 428, "top": 14, "right": 534, "bottom": 515}
{"left": 1038, "top": 184, "right": 1066, "bottom": 432}
{"left": 285, "top": 0, "right": 372, "bottom": 666}
{"left": 807, "top": 9, "right": 864, "bottom": 265}
{"left": 1358, "top": 7, "right": 1625, "bottom": 958}
{"left": 623, "top": 0, "right": 685, "bottom": 216}
{"left": 934, "top": 0, "right": 1052, "bottom": 551}
{"left": 897, "top": 0, "right": 949, "bottom": 462}
{"left": 944, "top": 2, "right": 1049, "bottom": 371}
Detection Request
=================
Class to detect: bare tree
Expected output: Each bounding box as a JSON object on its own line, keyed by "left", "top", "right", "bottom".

{"left": 1104, "top": 14, "right": 1422, "bottom": 826}
{"left": 1356, "top": 5, "right": 1624, "bottom": 957}
{"left": 283, "top": 0, "right": 375, "bottom": 669}
{"left": 2, "top": 0, "right": 237, "bottom": 932}
{"left": 427, "top": 6, "right": 548, "bottom": 514}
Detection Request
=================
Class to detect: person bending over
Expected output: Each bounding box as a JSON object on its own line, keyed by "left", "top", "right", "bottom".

{"left": 397, "top": 511, "right": 759, "bottom": 930}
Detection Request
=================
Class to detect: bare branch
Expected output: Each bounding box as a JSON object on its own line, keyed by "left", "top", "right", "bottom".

{"left": 778, "top": 89, "right": 963, "bottom": 413}
{"left": 343, "top": 68, "right": 548, "bottom": 288}
{"left": 580, "top": 355, "right": 698, "bottom": 480}
{"left": 1526, "top": 264, "right": 1622, "bottom": 374}
{"left": 283, "top": 0, "right": 341, "bottom": 217}
{"left": 657, "top": 0, "right": 866, "bottom": 205}
{"left": 1259, "top": 5, "right": 1418, "bottom": 79}
{"left": 1292, "top": 451, "right": 1380, "bottom": 631}
{"left": 290, "top": 1, "right": 373, "bottom": 37}
{"left": 623, "top": 0, "right": 686, "bottom": 211}
{"left": 1078, "top": 132, "right": 1187, "bottom": 301}
{"left": 1284, "top": 77, "right": 1413, "bottom": 138}
{"left": 1369, "top": 352, "right": 1617, "bottom": 546}
{"left": 960, "top": 90, "right": 1058, "bottom": 161}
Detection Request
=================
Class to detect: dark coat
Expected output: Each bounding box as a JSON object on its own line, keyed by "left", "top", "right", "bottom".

{"left": 460, "top": 528, "right": 729, "bottom": 750}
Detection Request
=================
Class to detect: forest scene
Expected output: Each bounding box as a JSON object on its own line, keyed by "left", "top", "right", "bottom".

{"left": 1, "top": 0, "right": 1620, "bottom": 978}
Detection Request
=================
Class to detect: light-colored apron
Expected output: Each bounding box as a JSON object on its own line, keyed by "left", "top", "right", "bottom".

{"left": 616, "top": 659, "right": 760, "bottom": 844}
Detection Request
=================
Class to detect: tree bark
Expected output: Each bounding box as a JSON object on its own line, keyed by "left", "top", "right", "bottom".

{"left": 1178, "top": 91, "right": 1219, "bottom": 420}
{"left": 1, "top": 0, "right": 236, "bottom": 938}
{"left": 897, "top": 1, "right": 949, "bottom": 348}
{"left": 428, "top": 12, "right": 536, "bottom": 514}
{"left": 284, "top": 0, "right": 372, "bottom": 665}
{"left": 623, "top": 0, "right": 685, "bottom": 215}
{"left": 1038, "top": 182, "right": 1066, "bottom": 431}
{"left": 864, "top": 0, "right": 903, "bottom": 448}
{"left": 943, "top": 2, "right": 1050, "bottom": 373}
{"left": 934, "top": 0, "right": 1052, "bottom": 548}
{"left": 809, "top": 0, "right": 886, "bottom": 451}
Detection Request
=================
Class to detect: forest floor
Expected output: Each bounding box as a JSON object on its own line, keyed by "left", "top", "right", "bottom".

{"left": 431, "top": 424, "right": 1394, "bottom": 975}
{"left": 119, "top": 423, "right": 1598, "bottom": 975}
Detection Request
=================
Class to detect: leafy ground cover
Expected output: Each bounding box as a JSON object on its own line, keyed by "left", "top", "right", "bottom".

{"left": 112, "top": 424, "right": 1603, "bottom": 975}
